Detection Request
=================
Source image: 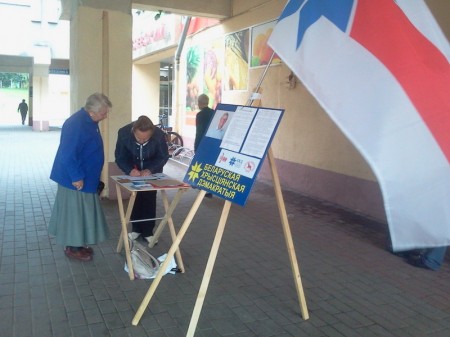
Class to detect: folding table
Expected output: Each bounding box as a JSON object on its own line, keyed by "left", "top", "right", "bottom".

{"left": 111, "top": 173, "right": 190, "bottom": 280}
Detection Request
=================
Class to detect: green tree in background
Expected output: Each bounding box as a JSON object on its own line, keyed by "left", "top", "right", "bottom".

{"left": 0, "top": 72, "right": 29, "bottom": 89}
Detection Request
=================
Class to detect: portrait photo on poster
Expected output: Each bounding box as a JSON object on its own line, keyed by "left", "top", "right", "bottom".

{"left": 205, "top": 109, "right": 233, "bottom": 140}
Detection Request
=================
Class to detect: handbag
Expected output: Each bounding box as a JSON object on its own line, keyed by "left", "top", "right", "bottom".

{"left": 128, "top": 240, "right": 160, "bottom": 279}
{"left": 97, "top": 181, "right": 105, "bottom": 195}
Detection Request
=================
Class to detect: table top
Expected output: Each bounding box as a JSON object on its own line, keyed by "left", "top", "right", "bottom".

{"left": 111, "top": 173, "right": 191, "bottom": 192}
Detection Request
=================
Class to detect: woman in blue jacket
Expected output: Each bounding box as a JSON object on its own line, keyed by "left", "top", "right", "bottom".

{"left": 48, "top": 93, "right": 112, "bottom": 261}
{"left": 115, "top": 115, "right": 169, "bottom": 245}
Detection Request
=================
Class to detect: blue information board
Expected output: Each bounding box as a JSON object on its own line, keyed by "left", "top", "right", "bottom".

{"left": 183, "top": 103, "right": 284, "bottom": 206}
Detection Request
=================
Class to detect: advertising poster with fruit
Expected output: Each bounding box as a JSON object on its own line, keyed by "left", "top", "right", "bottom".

{"left": 224, "top": 29, "right": 249, "bottom": 91}
{"left": 186, "top": 45, "right": 203, "bottom": 113}
{"left": 203, "top": 38, "right": 224, "bottom": 109}
{"left": 184, "top": 103, "right": 284, "bottom": 206}
{"left": 251, "top": 21, "right": 281, "bottom": 67}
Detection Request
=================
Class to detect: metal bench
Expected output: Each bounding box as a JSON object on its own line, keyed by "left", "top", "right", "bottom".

{"left": 169, "top": 146, "right": 195, "bottom": 167}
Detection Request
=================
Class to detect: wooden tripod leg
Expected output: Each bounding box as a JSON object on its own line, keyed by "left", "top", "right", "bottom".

{"left": 115, "top": 184, "right": 126, "bottom": 253}
{"left": 132, "top": 190, "right": 207, "bottom": 326}
{"left": 268, "top": 147, "right": 309, "bottom": 320}
{"left": 115, "top": 184, "right": 137, "bottom": 281}
{"left": 186, "top": 200, "right": 232, "bottom": 337}
{"left": 116, "top": 187, "right": 136, "bottom": 253}
{"left": 160, "top": 189, "right": 186, "bottom": 273}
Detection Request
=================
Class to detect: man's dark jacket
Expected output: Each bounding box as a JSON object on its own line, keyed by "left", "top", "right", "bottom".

{"left": 115, "top": 123, "right": 169, "bottom": 175}
{"left": 195, "top": 106, "right": 214, "bottom": 151}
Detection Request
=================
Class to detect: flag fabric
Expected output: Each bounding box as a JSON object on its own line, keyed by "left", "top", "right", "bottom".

{"left": 268, "top": 0, "right": 450, "bottom": 251}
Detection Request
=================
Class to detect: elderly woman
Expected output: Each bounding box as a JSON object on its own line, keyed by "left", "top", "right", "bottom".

{"left": 115, "top": 115, "right": 169, "bottom": 245}
{"left": 48, "top": 93, "right": 112, "bottom": 261}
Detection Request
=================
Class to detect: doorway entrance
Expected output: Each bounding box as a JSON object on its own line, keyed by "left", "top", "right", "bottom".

{"left": 159, "top": 62, "right": 173, "bottom": 127}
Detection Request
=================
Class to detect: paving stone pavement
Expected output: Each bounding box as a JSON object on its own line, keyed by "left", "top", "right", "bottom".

{"left": 0, "top": 125, "right": 448, "bottom": 337}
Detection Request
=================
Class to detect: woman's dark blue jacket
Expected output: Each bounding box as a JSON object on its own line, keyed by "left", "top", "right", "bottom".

{"left": 50, "top": 108, "right": 104, "bottom": 193}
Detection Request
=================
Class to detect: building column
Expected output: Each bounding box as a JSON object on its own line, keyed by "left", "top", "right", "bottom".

{"left": 69, "top": 2, "right": 132, "bottom": 198}
{"left": 31, "top": 46, "right": 51, "bottom": 131}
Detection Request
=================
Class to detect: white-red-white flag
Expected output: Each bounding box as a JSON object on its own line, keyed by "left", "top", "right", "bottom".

{"left": 268, "top": 0, "right": 450, "bottom": 251}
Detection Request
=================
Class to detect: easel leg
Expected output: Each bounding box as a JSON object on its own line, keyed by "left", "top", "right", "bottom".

{"left": 115, "top": 184, "right": 126, "bottom": 253}
{"left": 246, "top": 63, "right": 309, "bottom": 319}
{"left": 186, "top": 200, "right": 232, "bottom": 337}
{"left": 268, "top": 148, "right": 309, "bottom": 320}
{"left": 115, "top": 185, "right": 137, "bottom": 281}
{"left": 132, "top": 190, "right": 207, "bottom": 325}
{"left": 160, "top": 189, "right": 186, "bottom": 273}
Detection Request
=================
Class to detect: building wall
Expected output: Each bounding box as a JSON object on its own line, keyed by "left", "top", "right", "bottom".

{"left": 132, "top": 63, "right": 160, "bottom": 122}
{"left": 426, "top": 0, "right": 450, "bottom": 38}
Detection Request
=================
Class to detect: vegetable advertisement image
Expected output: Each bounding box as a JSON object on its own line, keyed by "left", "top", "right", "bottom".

{"left": 203, "top": 38, "right": 224, "bottom": 109}
{"left": 251, "top": 21, "right": 281, "bottom": 67}
{"left": 224, "top": 29, "right": 249, "bottom": 91}
{"left": 186, "top": 45, "right": 203, "bottom": 111}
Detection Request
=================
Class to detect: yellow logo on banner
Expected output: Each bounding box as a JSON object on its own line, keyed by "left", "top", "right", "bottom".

{"left": 187, "top": 162, "right": 203, "bottom": 181}
{"left": 187, "top": 161, "right": 247, "bottom": 200}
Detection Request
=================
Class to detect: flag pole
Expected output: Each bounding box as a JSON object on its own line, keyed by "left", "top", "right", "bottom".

{"left": 246, "top": 51, "right": 275, "bottom": 106}
{"left": 246, "top": 52, "right": 309, "bottom": 320}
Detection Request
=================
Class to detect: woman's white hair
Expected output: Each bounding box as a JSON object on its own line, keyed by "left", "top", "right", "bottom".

{"left": 85, "top": 93, "right": 112, "bottom": 113}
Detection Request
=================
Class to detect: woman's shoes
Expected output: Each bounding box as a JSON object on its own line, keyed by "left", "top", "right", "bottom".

{"left": 81, "top": 246, "right": 94, "bottom": 255}
{"left": 64, "top": 246, "right": 93, "bottom": 261}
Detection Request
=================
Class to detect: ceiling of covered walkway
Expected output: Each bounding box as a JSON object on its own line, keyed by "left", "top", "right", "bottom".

{"left": 61, "top": 0, "right": 231, "bottom": 19}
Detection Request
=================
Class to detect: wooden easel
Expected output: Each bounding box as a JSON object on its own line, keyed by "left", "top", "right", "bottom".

{"left": 132, "top": 53, "right": 309, "bottom": 334}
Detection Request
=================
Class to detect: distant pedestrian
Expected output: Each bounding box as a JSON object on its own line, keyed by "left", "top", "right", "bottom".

{"left": 17, "top": 99, "right": 28, "bottom": 125}
{"left": 195, "top": 94, "right": 214, "bottom": 198}
{"left": 194, "top": 94, "right": 214, "bottom": 152}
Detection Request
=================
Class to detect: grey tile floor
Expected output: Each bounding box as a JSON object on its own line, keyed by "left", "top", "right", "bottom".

{"left": 0, "top": 125, "right": 448, "bottom": 337}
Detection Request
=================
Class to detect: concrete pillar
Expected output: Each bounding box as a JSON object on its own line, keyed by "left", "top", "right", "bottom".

{"left": 69, "top": 2, "right": 132, "bottom": 198}
{"left": 31, "top": 0, "right": 52, "bottom": 131}
{"left": 32, "top": 46, "right": 51, "bottom": 131}
{"left": 132, "top": 63, "right": 160, "bottom": 123}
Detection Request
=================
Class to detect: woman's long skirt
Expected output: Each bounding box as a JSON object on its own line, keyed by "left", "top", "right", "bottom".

{"left": 48, "top": 185, "right": 110, "bottom": 247}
